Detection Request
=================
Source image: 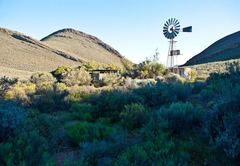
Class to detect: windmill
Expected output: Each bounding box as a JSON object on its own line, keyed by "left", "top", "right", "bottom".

{"left": 163, "top": 18, "right": 192, "bottom": 72}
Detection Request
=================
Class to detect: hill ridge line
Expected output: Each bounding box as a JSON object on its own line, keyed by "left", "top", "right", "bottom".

{"left": 184, "top": 30, "right": 240, "bottom": 66}
{"left": 0, "top": 27, "right": 84, "bottom": 63}
{"left": 41, "top": 28, "right": 123, "bottom": 58}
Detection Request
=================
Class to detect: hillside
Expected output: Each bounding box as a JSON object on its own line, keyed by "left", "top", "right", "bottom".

{"left": 0, "top": 28, "right": 81, "bottom": 79}
{"left": 184, "top": 30, "right": 240, "bottom": 66}
{"left": 41, "top": 28, "right": 124, "bottom": 67}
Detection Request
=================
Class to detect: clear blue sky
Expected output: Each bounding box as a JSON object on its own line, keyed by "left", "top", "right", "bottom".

{"left": 1, "top": 0, "right": 240, "bottom": 65}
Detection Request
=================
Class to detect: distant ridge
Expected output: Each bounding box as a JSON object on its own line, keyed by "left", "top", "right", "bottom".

{"left": 41, "top": 28, "right": 124, "bottom": 67}
{"left": 1, "top": 28, "right": 84, "bottom": 62}
{"left": 184, "top": 30, "right": 240, "bottom": 66}
{"left": 41, "top": 28, "right": 122, "bottom": 58}
{"left": 0, "top": 27, "right": 80, "bottom": 79}
{"left": 0, "top": 27, "right": 129, "bottom": 79}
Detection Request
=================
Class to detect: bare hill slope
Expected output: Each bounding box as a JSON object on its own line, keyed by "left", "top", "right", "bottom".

{"left": 41, "top": 28, "right": 124, "bottom": 67}
{"left": 0, "top": 28, "right": 83, "bottom": 79}
{"left": 184, "top": 30, "right": 240, "bottom": 66}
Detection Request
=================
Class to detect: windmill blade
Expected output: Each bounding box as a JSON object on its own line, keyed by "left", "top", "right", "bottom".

{"left": 163, "top": 26, "right": 168, "bottom": 30}
{"left": 167, "top": 33, "right": 172, "bottom": 39}
{"left": 175, "top": 28, "right": 180, "bottom": 32}
{"left": 165, "top": 21, "right": 169, "bottom": 26}
{"left": 173, "top": 18, "right": 177, "bottom": 25}
{"left": 174, "top": 21, "right": 179, "bottom": 27}
{"left": 163, "top": 31, "right": 168, "bottom": 36}
{"left": 174, "top": 19, "right": 178, "bottom": 25}
{"left": 172, "top": 18, "right": 176, "bottom": 24}
{"left": 165, "top": 33, "right": 169, "bottom": 39}
{"left": 167, "top": 34, "right": 171, "bottom": 39}
{"left": 163, "top": 31, "right": 169, "bottom": 38}
{"left": 173, "top": 31, "right": 178, "bottom": 37}
{"left": 175, "top": 21, "right": 180, "bottom": 26}
{"left": 175, "top": 25, "right": 180, "bottom": 29}
{"left": 163, "top": 31, "right": 168, "bottom": 34}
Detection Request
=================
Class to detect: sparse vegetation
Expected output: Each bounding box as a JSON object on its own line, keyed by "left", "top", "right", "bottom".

{"left": 61, "top": 68, "right": 92, "bottom": 86}
{"left": 2, "top": 23, "right": 240, "bottom": 165}
{"left": 30, "top": 71, "right": 57, "bottom": 84}
{"left": 1, "top": 57, "right": 240, "bottom": 165}
{"left": 99, "top": 73, "right": 123, "bottom": 87}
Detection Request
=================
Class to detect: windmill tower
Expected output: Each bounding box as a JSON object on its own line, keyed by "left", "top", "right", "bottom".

{"left": 163, "top": 18, "right": 192, "bottom": 73}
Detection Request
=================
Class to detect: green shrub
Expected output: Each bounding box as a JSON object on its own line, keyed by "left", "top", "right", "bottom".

{"left": 90, "top": 89, "right": 144, "bottom": 120}
{"left": 80, "top": 113, "right": 93, "bottom": 122}
{"left": 147, "top": 102, "right": 202, "bottom": 135}
{"left": 33, "top": 114, "right": 63, "bottom": 150}
{"left": 192, "top": 80, "right": 206, "bottom": 94}
{"left": 99, "top": 73, "right": 122, "bottom": 87}
{"left": 137, "top": 79, "right": 157, "bottom": 87}
{"left": 201, "top": 99, "right": 240, "bottom": 164}
{"left": 32, "top": 82, "right": 69, "bottom": 113}
{"left": 30, "top": 72, "right": 56, "bottom": 84}
{"left": 0, "top": 76, "right": 18, "bottom": 99}
{"left": 63, "top": 156, "right": 87, "bottom": 166}
{"left": 51, "top": 65, "right": 72, "bottom": 80}
{"left": 69, "top": 103, "right": 95, "bottom": 121}
{"left": 70, "top": 102, "right": 94, "bottom": 113}
{"left": 65, "top": 88, "right": 100, "bottom": 103}
{"left": 80, "top": 140, "right": 110, "bottom": 165}
{"left": 107, "top": 64, "right": 122, "bottom": 70}
{"left": 80, "top": 127, "right": 130, "bottom": 165}
{"left": 82, "top": 61, "right": 96, "bottom": 70}
{"left": 115, "top": 145, "right": 150, "bottom": 166}
{"left": 200, "top": 78, "right": 237, "bottom": 101}
{"left": 61, "top": 68, "right": 92, "bottom": 86}
{"left": 166, "top": 73, "right": 182, "bottom": 83}
{"left": 155, "top": 75, "right": 166, "bottom": 82}
{"left": 0, "top": 102, "right": 27, "bottom": 141}
{"left": 207, "top": 101, "right": 215, "bottom": 108}
{"left": 215, "top": 129, "right": 240, "bottom": 161}
{"left": 117, "top": 130, "right": 191, "bottom": 165}
{"left": 190, "top": 70, "right": 197, "bottom": 80}
{"left": 65, "top": 121, "right": 114, "bottom": 145}
{"left": 132, "top": 51, "right": 166, "bottom": 79}
{"left": 3, "top": 86, "right": 30, "bottom": 105}
{"left": 170, "top": 82, "right": 192, "bottom": 101}
{"left": 120, "top": 103, "right": 150, "bottom": 130}
{"left": 96, "top": 117, "right": 111, "bottom": 125}
{"left": 199, "top": 63, "right": 240, "bottom": 165}
{"left": 0, "top": 128, "right": 53, "bottom": 166}
{"left": 132, "top": 82, "right": 174, "bottom": 107}
{"left": 199, "top": 87, "right": 216, "bottom": 101}
{"left": 123, "top": 77, "right": 132, "bottom": 89}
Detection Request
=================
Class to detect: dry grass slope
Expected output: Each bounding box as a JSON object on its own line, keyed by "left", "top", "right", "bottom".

{"left": 185, "top": 58, "right": 240, "bottom": 77}
{"left": 41, "top": 28, "right": 124, "bottom": 67}
{"left": 0, "top": 28, "right": 83, "bottom": 79}
{"left": 184, "top": 30, "right": 240, "bottom": 66}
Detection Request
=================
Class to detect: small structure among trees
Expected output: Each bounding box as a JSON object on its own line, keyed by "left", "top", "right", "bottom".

{"left": 88, "top": 69, "right": 119, "bottom": 82}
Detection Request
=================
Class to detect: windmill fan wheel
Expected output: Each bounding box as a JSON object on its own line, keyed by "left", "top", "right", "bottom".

{"left": 163, "top": 18, "right": 180, "bottom": 39}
